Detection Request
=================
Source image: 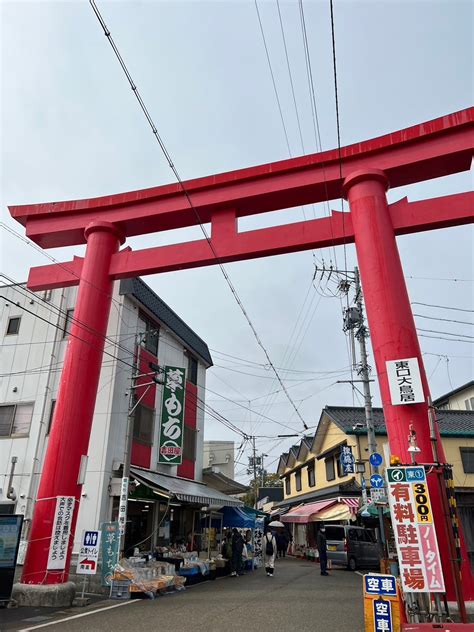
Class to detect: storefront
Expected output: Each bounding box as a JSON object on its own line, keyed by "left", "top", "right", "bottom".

{"left": 128, "top": 466, "right": 244, "bottom": 555}
{"left": 281, "top": 497, "right": 360, "bottom": 554}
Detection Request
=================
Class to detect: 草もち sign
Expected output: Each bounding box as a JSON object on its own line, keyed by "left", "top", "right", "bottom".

{"left": 158, "top": 366, "right": 186, "bottom": 465}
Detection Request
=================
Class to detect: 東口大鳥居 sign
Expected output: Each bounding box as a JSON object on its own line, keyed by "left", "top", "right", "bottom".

{"left": 386, "top": 357, "right": 424, "bottom": 406}
{"left": 158, "top": 366, "right": 187, "bottom": 465}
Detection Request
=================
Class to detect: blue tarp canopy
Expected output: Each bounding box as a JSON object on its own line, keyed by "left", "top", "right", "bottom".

{"left": 201, "top": 506, "right": 265, "bottom": 529}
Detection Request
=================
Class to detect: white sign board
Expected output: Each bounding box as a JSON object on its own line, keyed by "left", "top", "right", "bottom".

{"left": 370, "top": 488, "right": 387, "bottom": 504}
{"left": 77, "top": 530, "right": 101, "bottom": 575}
{"left": 386, "top": 357, "right": 424, "bottom": 405}
{"left": 47, "top": 496, "right": 75, "bottom": 570}
{"left": 386, "top": 466, "right": 445, "bottom": 593}
{"left": 118, "top": 477, "right": 129, "bottom": 535}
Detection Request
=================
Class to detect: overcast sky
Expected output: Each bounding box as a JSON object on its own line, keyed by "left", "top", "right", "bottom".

{"left": 1, "top": 0, "right": 472, "bottom": 481}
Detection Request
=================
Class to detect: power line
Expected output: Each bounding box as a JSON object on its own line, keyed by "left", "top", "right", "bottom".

{"left": 414, "top": 313, "right": 473, "bottom": 327}
{"left": 412, "top": 301, "right": 473, "bottom": 314}
{"left": 417, "top": 327, "right": 474, "bottom": 340}
{"left": 253, "top": 0, "right": 292, "bottom": 155}
{"left": 89, "top": 0, "right": 310, "bottom": 432}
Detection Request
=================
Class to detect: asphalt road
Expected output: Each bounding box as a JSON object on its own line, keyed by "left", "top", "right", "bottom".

{"left": 8, "top": 558, "right": 364, "bottom": 632}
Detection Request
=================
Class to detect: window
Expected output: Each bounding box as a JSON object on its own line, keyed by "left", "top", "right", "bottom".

{"left": 0, "top": 403, "right": 34, "bottom": 437}
{"left": 307, "top": 462, "right": 315, "bottom": 487}
{"left": 138, "top": 314, "right": 159, "bottom": 356}
{"left": 63, "top": 309, "right": 74, "bottom": 338}
{"left": 47, "top": 400, "right": 56, "bottom": 435}
{"left": 465, "top": 399, "right": 471, "bottom": 411}
{"left": 336, "top": 455, "right": 347, "bottom": 478}
{"left": 188, "top": 355, "right": 198, "bottom": 385}
{"left": 285, "top": 476, "right": 291, "bottom": 496}
{"left": 182, "top": 426, "right": 197, "bottom": 461}
{"left": 325, "top": 456, "right": 335, "bottom": 482}
{"left": 295, "top": 470, "right": 302, "bottom": 492}
{"left": 133, "top": 404, "right": 154, "bottom": 444}
{"left": 6, "top": 317, "right": 21, "bottom": 335}
{"left": 325, "top": 526, "right": 344, "bottom": 541}
{"left": 460, "top": 448, "right": 474, "bottom": 474}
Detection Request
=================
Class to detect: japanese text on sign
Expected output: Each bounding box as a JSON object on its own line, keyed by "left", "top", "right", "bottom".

{"left": 77, "top": 529, "right": 101, "bottom": 575}
{"left": 373, "top": 598, "right": 392, "bottom": 632}
{"left": 101, "top": 522, "right": 120, "bottom": 586}
{"left": 365, "top": 574, "right": 397, "bottom": 596}
{"left": 340, "top": 445, "right": 355, "bottom": 474}
{"left": 386, "top": 358, "right": 424, "bottom": 406}
{"left": 118, "top": 477, "right": 129, "bottom": 536}
{"left": 158, "top": 366, "right": 186, "bottom": 465}
{"left": 386, "top": 467, "right": 444, "bottom": 593}
{"left": 47, "top": 496, "right": 75, "bottom": 570}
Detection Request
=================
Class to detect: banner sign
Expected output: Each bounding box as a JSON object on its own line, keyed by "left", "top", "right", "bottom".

{"left": 340, "top": 445, "right": 355, "bottom": 474}
{"left": 363, "top": 573, "right": 400, "bottom": 632}
{"left": 101, "top": 522, "right": 120, "bottom": 586}
{"left": 386, "top": 358, "right": 424, "bottom": 405}
{"left": 77, "top": 530, "right": 101, "bottom": 575}
{"left": 118, "top": 477, "right": 129, "bottom": 536}
{"left": 158, "top": 366, "right": 186, "bottom": 465}
{"left": 47, "top": 496, "right": 75, "bottom": 570}
{"left": 386, "top": 466, "right": 445, "bottom": 592}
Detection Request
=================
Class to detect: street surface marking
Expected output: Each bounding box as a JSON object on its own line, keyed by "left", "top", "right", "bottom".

{"left": 355, "top": 571, "right": 364, "bottom": 577}
{"left": 20, "top": 599, "right": 137, "bottom": 631}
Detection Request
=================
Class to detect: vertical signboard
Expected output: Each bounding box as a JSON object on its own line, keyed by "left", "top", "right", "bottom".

{"left": 101, "top": 522, "right": 120, "bottom": 586}
{"left": 340, "top": 445, "right": 355, "bottom": 474}
{"left": 118, "top": 477, "right": 129, "bottom": 536}
{"left": 386, "top": 358, "right": 424, "bottom": 405}
{"left": 158, "top": 366, "right": 186, "bottom": 465}
{"left": 0, "top": 515, "right": 23, "bottom": 602}
{"left": 77, "top": 530, "right": 101, "bottom": 575}
{"left": 363, "top": 573, "right": 401, "bottom": 632}
{"left": 386, "top": 466, "right": 444, "bottom": 592}
{"left": 47, "top": 496, "right": 75, "bottom": 570}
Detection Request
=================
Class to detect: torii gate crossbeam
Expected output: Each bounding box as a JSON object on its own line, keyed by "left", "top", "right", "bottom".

{"left": 9, "top": 108, "right": 474, "bottom": 601}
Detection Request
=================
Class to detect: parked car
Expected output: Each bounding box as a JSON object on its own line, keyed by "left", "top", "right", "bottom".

{"left": 323, "top": 524, "right": 380, "bottom": 571}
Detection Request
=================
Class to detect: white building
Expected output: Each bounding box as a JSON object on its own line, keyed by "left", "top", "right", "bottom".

{"left": 0, "top": 277, "right": 239, "bottom": 558}
{"left": 433, "top": 380, "right": 474, "bottom": 411}
{"left": 203, "top": 440, "right": 235, "bottom": 479}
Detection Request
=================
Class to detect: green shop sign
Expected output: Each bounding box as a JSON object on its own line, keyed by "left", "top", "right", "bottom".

{"left": 158, "top": 366, "right": 187, "bottom": 465}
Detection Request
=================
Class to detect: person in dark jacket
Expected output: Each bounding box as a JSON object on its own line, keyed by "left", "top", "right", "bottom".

{"left": 230, "top": 528, "right": 244, "bottom": 576}
{"left": 317, "top": 525, "right": 329, "bottom": 576}
{"left": 276, "top": 531, "right": 288, "bottom": 558}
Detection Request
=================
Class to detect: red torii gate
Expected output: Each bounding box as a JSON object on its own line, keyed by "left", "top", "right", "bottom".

{"left": 10, "top": 108, "right": 474, "bottom": 599}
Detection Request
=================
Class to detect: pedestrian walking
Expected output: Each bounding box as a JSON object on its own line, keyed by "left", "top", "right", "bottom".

{"left": 317, "top": 525, "right": 329, "bottom": 576}
{"left": 263, "top": 530, "right": 277, "bottom": 577}
{"left": 230, "top": 528, "right": 244, "bottom": 577}
{"left": 276, "top": 531, "right": 287, "bottom": 558}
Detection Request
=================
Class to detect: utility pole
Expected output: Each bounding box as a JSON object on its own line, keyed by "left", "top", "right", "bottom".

{"left": 344, "top": 267, "right": 386, "bottom": 549}
{"left": 119, "top": 330, "right": 162, "bottom": 555}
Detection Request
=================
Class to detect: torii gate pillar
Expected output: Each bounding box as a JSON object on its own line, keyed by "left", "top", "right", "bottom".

{"left": 343, "top": 168, "right": 471, "bottom": 605}
{"left": 20, "top": 222, "right": 123, "bottom": 588}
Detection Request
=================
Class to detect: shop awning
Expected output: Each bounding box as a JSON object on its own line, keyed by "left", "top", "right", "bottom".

{"left": 281, "top": 500, "right": 335, "bottom": 523}
{"left": 131, "top": 467, "right": 243, "bottom": 507}
{"left": 339, "top": 497, "right": 360, "bottom": 515}
{"left": 316, "top": 503, "right": 353, "bottom": 522}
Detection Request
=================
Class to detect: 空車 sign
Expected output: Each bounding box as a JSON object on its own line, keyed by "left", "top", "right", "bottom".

{"left": 386, "top": 466, "right": 444, "bottom": 593}
{"left": 158, "top": 366, "right": 186, "bottom": 465}
{"left": 47, "top": 496, "right": 75, "bottom": 570}
{"left": 386, "top": 358, "right": 424, "bottom": 405}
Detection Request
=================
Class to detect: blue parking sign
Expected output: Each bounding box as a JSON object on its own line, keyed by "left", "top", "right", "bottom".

{"left": 365, "top": 574, "right": 397, "bottom": 596}
{"left": 373, "top": 598, "right": 392, "bottom": 632}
